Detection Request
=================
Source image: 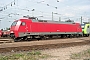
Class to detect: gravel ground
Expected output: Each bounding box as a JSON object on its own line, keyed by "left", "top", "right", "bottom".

{"left": 0, "top": 37, "right": 90, "bottom": 60}
{"left": 0, "top": 37, "right": 90, "bottom": 48}
{"left": 41, "top": 45, "right": 90, "bottom": 60}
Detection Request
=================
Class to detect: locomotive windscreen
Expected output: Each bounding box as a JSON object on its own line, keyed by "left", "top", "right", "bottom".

{"left": 11, "top": 21, "right": 17, "bottom": 26}
{"left": 81, "top": 24, "right": 85, "bottom": 29}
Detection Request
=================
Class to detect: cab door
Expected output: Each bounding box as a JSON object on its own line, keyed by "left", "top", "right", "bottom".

{"left": 87, "top": 25, "right": 90, "bottom": 34}
{"left": 19, "top": 22, "right": 27, "bottom": 32}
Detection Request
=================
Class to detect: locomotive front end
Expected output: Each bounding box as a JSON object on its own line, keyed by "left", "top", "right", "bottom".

{"left": 10, "top": 20, "right": 21, "bottom": 39}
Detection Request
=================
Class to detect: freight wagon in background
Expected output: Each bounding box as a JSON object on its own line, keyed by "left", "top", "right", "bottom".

{"left": 9, "top": 16, "right": 84, "bottom": 42}
{"left": 0, "top": 30, "right": 10, "bottom": 37}
{"left": 0, "top": 30, "right": 2, "bottom": 37}
{"left": 2, "top": 30, "right": 10, "bottom": 37}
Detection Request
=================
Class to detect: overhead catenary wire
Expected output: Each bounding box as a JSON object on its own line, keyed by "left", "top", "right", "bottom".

{"left": 0, "top": 0, "right": 16, "bottom": 12}
{"left": 0, "top": 0, "right": 89, "bottom": 22}
{"left": 0, "top": 2, "right": 68, "bottom": 20}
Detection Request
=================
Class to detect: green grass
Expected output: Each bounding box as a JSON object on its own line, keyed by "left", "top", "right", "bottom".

{"left": 71, "top": 49, "right": 90, "bottom": 60}
{"left": 0, "top": 51, "right": 51, "bottom": 60}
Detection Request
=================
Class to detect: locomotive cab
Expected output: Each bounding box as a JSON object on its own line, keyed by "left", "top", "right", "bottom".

{"left": 10, "top": 20, "right": 22, "bottom": 39}
{"left": 81, "top": 23, "right": 90, "bottom": 36}
{"left": 10, "top": 18, "right": 33, "bottom": 39}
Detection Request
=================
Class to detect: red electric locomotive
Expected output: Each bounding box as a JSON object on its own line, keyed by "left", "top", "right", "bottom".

{"left": 10, "top": 16, "right": 82, "bottom": 41}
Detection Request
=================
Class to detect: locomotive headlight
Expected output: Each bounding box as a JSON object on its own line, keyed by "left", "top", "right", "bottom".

{"left": 10, "top": 31, "right": 14, "bottom": 33}
{"left": 57, "top": 30, "right": 60, "bottom": 31}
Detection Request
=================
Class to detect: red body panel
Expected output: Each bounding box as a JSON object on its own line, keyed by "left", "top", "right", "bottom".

{"left": 30, "top": 22, "right": 81, "bottom": 32}
{"left": 10, "top": 18, "right": 82, "bottom": 38}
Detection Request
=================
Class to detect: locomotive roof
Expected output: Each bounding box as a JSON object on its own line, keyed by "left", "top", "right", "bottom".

{"left": 21, "top": 16, "right": 76, "bottom": 24}
{"left": 83, "top": 22, "right": 90, "bottom": 24}
{"left": 31, "top": 19, "right": 75, "bottom": 24}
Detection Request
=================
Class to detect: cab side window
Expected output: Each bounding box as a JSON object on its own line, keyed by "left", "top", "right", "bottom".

{"left": 87, "top": 26, "right": 89, "bottom": 28}
{"left": 21, "top": 22, "right": 26, "bottom": 26}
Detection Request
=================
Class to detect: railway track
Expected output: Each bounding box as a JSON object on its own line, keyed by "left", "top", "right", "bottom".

{"left": 0, "top": 36, "right": 88, "bottom": 44}
{"left": 0, "top": 37, "right": 90, "bottom": 54}
{"left": 0, "top": 38, "right": 14, "bottom": 44}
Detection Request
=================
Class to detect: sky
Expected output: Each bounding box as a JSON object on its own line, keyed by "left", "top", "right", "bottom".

{"left": 0, "top": 0, "right": 90, "bottom": 29}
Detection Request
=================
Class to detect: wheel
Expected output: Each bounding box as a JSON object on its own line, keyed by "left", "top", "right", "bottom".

{"left": 86, "top": 34, "right": 89, "bottom": 37}
{"left": 13, "top": 37, "right": 22, "bottom": 42}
